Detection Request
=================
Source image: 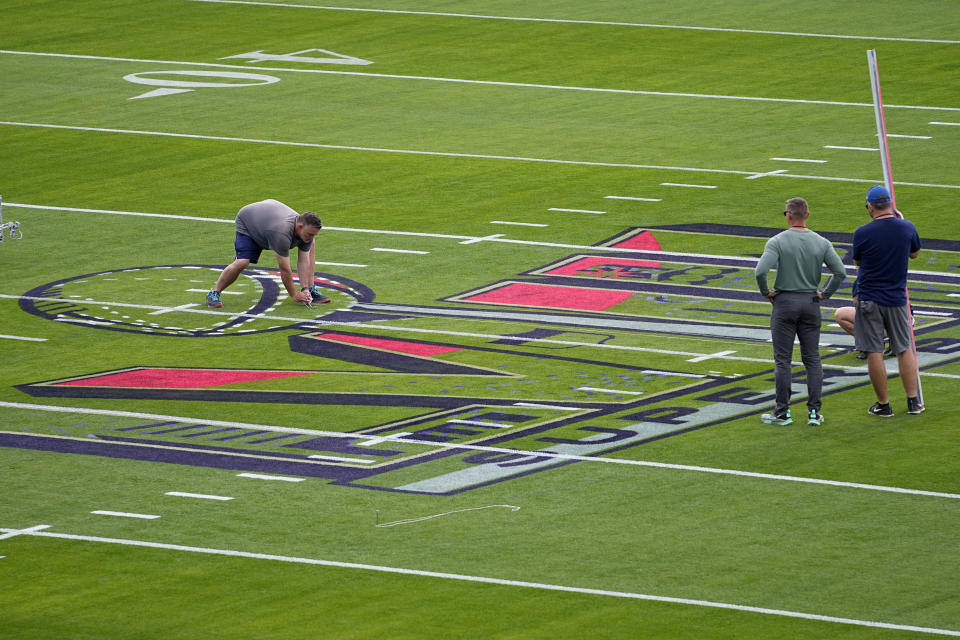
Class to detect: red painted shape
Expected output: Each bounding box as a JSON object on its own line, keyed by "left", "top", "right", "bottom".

{"left": 465, "top": 283, "right": 633, "bottom": 311}
{"left": 611, "top": 229, "right": 662, "bottom": 252}
{"left": 318, "top": 333, "right": 462, "bottom": 356}
{"left": 58, "top": 368, "right": 313, "bottom": 389}
{"left": 545, "top": 256, "right": 661, "bottom": 276}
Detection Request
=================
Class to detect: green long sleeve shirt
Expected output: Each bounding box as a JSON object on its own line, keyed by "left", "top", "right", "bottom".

{"left": 754, "top": 228, "right": 846, "bottom": 298}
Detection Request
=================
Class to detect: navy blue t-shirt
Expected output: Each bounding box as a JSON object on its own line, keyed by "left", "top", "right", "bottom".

{"left": 851, "top": 217, "right": 921, "bottom": 306}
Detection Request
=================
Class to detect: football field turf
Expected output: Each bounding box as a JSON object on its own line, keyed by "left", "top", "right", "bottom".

{"left": 1, "top": 1, "right": 959, "bottom": 637}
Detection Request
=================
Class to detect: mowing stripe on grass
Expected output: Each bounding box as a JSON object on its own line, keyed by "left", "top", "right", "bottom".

{"left": 184, "top": 0, "right": 960, "bottom": 45}
{"left": 3, "top": 401, "right": 959, "bottom": 501}
{"left": 4, "top": 51, "right": 960, "bottom": 112}
{"left": 4, "top": 123, "right": 960, "bottom": 191}
{"left": 3, "top": 524, "right": 958, "bottom": 636}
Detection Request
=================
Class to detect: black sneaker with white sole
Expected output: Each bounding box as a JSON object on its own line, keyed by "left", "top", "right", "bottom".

{"left": 868, "top": 402, "right": 894, "bottom": 417}
{"left": 907, "top": 397, "right": 925, "bottom": 415}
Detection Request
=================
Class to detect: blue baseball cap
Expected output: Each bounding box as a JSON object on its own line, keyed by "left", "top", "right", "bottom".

{"left": 866, "top": 185, "right": 891, "bottom": 205}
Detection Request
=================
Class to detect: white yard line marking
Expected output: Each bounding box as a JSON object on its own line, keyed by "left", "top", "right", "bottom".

{"left": 548, "top": 208, "right": 606, "bottom": 214}
{"left": 5, "top": 400, "right": 957, "bottom": 499}
{"left": 447, "top": 420, "right": 511, "bottom": 428}
{"left": 641, "top": 369, "right": 708, "bottom": 378}
{"left": 604, "top": 195, "right": 662, "bottom": 202}
{"left": 913, "top": 310, "right": 954, "bottom": 317}
{"left": 356, "top": 432, "right": 412, "bottom": 446}
{"left": 149, "top": 303, "right": 200, "bottom": 316}
{"left": 185, "top": 288, "right": 244, "bottom": 294}
{"left": 576, "top": 387, "right": 646, "bottom": 395}
{"left": 930, "top": 121, "right": 960, "bottom": 126}
{"left": 91, "top": 510, "right": 160, "bottom": 520}
{"left": 770, "top": 157, "right": 827, "bottom": 163}
{"left": 3, "top": 50, "right": 960, "bottom": 112}
{"left": 4, "top": 124, "right": 960, "bottom": 191}
{"left": 183, "top": 1, "right": 960, "bottom": 45}
{"left": 5, "top": 525, "right": 959, "bottom": 636}
{"left": 887, "top": 134, "right": 932, "bottom": 139}
{"left": 0, "top": 334, "right": 47, "bottom": 342}
{"left": 0, "top": 524, "right": 51, "bottom": 541}
{"left": 307, "top": 454, "right": 377, "bottom": 464}
{"left": 316, "top": 261, "right": 368, "bottom": 267}
{"left": 513, "top": 402, "right": 584, "bottom": 411}
{"left": 660, "top": 182, "right": 717, "bottom": 189}
{"left": 370, "top": 247, "right": 430, "bottom": 254}
{"left": 745, "top": 169, "right": 789, "bottom": 179}
{"left": 489, "top": 220, "right": 548, "bottom": 227}
{"left": 824, "top": 145, "right": 878, "bottom": 151}
{"left": 460, "top": 234, "right": 504, "bottom": 245}
{"left": 687, "top": 350, "right": 738, "bottom": 363}
{"left": 236, "top": 473, "right": 305, "bottom": 482}
{"left": 164, "top": 492, "right": 234, "bottom": 501}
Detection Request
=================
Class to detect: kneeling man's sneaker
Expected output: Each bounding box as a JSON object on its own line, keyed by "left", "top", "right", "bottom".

{"left": 807, "top": 410, "right": 823, "bottom": 426}
{"left": 308, "top": 286, "right": 331, "bottom": 304}
{"left": 761, "top": 409, "right": 792, "bottom": 426}
{"left": 907, "top": 397, "right": 925, "bottom": 415}
{"left": 868, "top": 402, "right": 894, "bottom": 417}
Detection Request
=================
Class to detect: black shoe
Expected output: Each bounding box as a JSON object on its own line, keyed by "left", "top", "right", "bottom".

{"left": 907, "top": 397, "right": 925, "bottom": 415}
{"left": 868, "top": 402, "right": 894, "bottom": 418}
{"left": 883, "top": 342, "right": 894, "bottom": 358}
{"left": 307, "top": 286, "right": 331, "bottom": 304}
{"left": 855, "top": 350, "right": 868, "bottom": 360}
{"left": 761, "top": 409, "right": 792, "bottom": 426}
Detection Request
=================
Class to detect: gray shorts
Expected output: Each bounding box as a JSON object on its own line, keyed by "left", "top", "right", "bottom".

{"left": 854, "top": 299, "right": 913, "bottom": 354}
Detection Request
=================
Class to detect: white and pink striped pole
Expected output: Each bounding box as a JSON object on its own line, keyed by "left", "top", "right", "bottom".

{"left": 867, "top": 49, "right": 922, "bottom": 403}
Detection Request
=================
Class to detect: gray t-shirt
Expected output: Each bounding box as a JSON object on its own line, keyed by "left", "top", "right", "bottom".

{"left": 234, "top": 199, "right": 311, "bottom": 258}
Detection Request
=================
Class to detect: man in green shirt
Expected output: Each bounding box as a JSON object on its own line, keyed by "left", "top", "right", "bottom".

{"left": 755, "top": 197, "right": 846, "bottom": 426}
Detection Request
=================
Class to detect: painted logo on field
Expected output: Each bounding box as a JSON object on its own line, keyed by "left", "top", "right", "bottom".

{"left": 19, "top": 265, "right": 373, "bottom": 337}
{"left": 7, "top": 227, "right": 960, "bottom": 494}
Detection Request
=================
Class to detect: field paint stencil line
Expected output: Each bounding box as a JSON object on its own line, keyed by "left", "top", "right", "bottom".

{"left": 2, "top": 401, "right": 958, "bottom": 501}
{"left": 4, "top": 50, "right": 960, "bottom": 112}
{"left": 3, "top": 525, "right": 959, "bottom": 637}
{"left": 375, "top": 504, "right": 520, "bottom": 528}
{"left": 184, "top": 0, "right": 960, "bottom": 45}
{"left": 4, "top": 123, "right": 960, "bottom": 190}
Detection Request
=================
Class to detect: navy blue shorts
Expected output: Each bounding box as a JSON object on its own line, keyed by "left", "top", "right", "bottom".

{"left": 234, "top": 233, "right": 264, "bottom": 263}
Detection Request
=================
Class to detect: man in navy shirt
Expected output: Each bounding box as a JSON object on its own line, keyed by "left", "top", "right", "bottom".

{"left": 851, "top": 186, "right": 923, "bottom": 416}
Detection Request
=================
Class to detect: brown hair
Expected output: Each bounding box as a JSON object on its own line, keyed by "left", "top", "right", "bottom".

{"left": 299, "top": 212, "right": 322, "bottom": 229}
{"left": 785, "top": 197, "right": 809, "bottom": 219}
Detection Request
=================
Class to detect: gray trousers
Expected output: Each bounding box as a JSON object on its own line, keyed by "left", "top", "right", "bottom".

{"left": 770, "top": 292, "right": 823, "bottom": 413}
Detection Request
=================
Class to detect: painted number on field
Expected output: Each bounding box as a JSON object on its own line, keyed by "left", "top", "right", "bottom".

{"left": 125, "top": 48, "right": 372, "bottom": 100}
{"left": 125, "top": 70, "right": 280, "bottom": 100}
{"left": 220, "top": 48, "right": 373, "bottom": 66}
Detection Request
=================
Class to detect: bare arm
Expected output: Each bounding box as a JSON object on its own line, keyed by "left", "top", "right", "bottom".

{"left": 276, "top": 254, "right": 311, "bottom": 302}
{"left": 298, "top": 243, "right": 316, "bottom": 292}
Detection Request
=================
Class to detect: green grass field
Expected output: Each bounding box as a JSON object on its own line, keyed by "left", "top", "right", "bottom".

{"left": 1, "top": 1, "right": 959, "bottom": 637}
